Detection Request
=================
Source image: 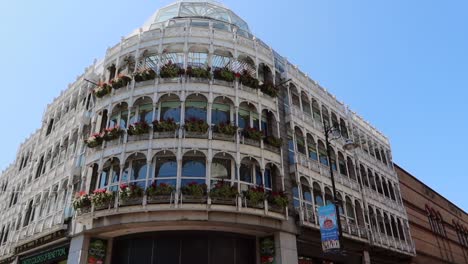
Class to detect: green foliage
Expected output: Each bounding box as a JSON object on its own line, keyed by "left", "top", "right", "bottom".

{"left": 214, "top": 122, "right": 238, "bottom": 136}
{"left": 184, "top": 118, "right": 209, "bottom": 133}
{"left": 153, "top": 118, "right": 179, "bottom": 132}
{"left": 213, "top": 67, "right": 235, "bottom": 82}
{"left": 210, "top": 181, "right": 238, "bottom": 199}
{"left": 181, "top": 182, "right": 207, "bottom": 198}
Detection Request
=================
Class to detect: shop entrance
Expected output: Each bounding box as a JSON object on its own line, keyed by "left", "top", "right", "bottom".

{"left": 111, "top": 231, "right": 256, "bottom": 264}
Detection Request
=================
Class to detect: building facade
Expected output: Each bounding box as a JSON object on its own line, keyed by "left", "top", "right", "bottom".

{"left": 0, "top": 1, "right": 415, "bottom": 263}
{"left": 396, "top": 165, "right": 468, "bottom": 264}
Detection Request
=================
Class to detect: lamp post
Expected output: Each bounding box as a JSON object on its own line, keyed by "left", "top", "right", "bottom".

{"left": 323, "top": 122, "right": 358, "bottom": 252}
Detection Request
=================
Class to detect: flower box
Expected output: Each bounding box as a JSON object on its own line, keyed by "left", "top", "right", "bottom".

{"left": 181, "top": 182, "right": 207, "bottom": 203}
{"left": 153, "top": 119, "right": 178, "bottom": 132}
{"left": 153, "top": 131, "right": 178, "bottom": 139}
{"left": 213, "top": 123, "right": 237, "bottom": 136}
{"left": 238, "top": 70, "right": 259, "bottom": 89}
{"left": 146, "top": 182, "right": 174, "bottom": 204}
{"left": 94, "top": 83, "right": 111, "bottom": 98}
{"left": 120, "top": 197, "right": 143, "bottom": 206}
{"left": 264, "top": 136, "right": 282, "bottom": 148}
{"left": 209, "top": 180, "right": 238, "bottom": 204}
{"left": 85, "top": 133, "right": 103, "bottom": 148}
{"left": 91, "top": 189, "right": 114, "bottom": 210}
{"left": 212, "top": 133, "right": 235, "bottom": 142}
{"left": 184, "top": 118, "right": 209, "bottom": 133}
{"left": 147, "top": 195, "right": 172, "bottom": 204}
{"left": 182, "top": 195, "right": 207, "bottom": 204}
{"left": 128, "top": 121, "right": 150, "bottom": 135}
{"left": 134, "top": 68, "right": 156, "bottom": 82}
{"left": 260, "top": 82, "right": 278, "bottom": 98}
{"left": 110, "top": 75, "right": 131, "bottom": 89}
{"left": 160, "top": 61, "right": 183, "bottom": 78}
{"left": 244, "top": 186, "right": 266, "bottom": 208}
{"left": 211, "top": 197, "right": 236, "bottom": 206}
{"left": 103, "top": 127, "right": 123, "bottom": 141}
{"left": 186, "top": 66, "right": 211, "bottom": 80}
{"left": 268, "top": 204, "right": 285, "bottom": 213}
{"left": 243, "top": 127, "right": 263, "bottom": 141}
{"left": 119, "top": 183, "right": 144, "bottom": 206}
{"left": 213, "top": 67, "right": 235, "bottom": 82}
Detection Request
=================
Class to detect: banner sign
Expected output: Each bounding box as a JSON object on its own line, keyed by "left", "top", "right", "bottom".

{"left": 318, "top": 204, "right": 340, "bottom": 252}
{"left": 87, "top": 238, "right": 107, "bottom": 264}
{"left": 20, "top": 244, "right": 68, "bottom": 264}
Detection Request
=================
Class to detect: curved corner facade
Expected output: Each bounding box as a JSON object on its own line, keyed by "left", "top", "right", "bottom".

{"left": 0, "top": 1, "right": 415, "bottom": 264}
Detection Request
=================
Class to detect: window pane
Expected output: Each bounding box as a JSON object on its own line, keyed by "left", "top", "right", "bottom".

{"left": 182, "top": 158, "right": 206, "bottom": 178}
{"left": 239, "top": 164, "right": 252, "bottom": 183}
{"left": 155, "top": 157, "right": 177, "bottom": 178}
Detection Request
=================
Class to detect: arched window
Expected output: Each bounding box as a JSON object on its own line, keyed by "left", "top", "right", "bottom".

{"left": 289, "top": 84, "right": 300, "bottom": 108}
{"left": 212, "top": 50, "right": 233, "bottom": 70}
{"left": 339, "top": 118, "right": 348, "bottom": 139}
{"left": 360, "top": 165, "right": 369, "bottom": 187}
{"left": 292, "top": 185, "right": 300, "bottom": 209}
{"left": 375, "top": 174, "right": 383, "bottom": 195}
{"left": 321, "top": 105, "right": 330, "bottom": 126}
{"left": 212, "top": 97, "right": 233, "bottom": 125}
{"left": 369, "top": 206, "right": 377, "bottom": 232}
{"left": 295, "top": 127, "right": 306, "bottom": 154}
{"left": 345, "top": 196, "right": 355, "bottom": 223}
{"left": 98, "top": 158, "right": 120, "bottom": 191}
{"left": 329, "top": 148, "right": 337, "bottom": 171}
{"left": 181, "top": 151, "right": 206, "bottom": 186}
{"left": 301, "top": 92, "right": 311, "bottom": 116}
{"left": 122, "top": 153, "right": 148, "bottom": 189}
{"left": 239, "top": 157, "right": 261, "bottom": 190}
{"left": 375, "top": 144, "right": 382, "bottom": 161}
{"left": 300, "top": 178, "right": 312, "bottom": 203}
{"left": 347, "top": 157, "right": 357, "bottom": 181}
{"left": 390, "top": 216, "right": 399, "bottom": 238}
{"left": 324, "top": 187, "right": 333, "bottom": 205}
{"left": 264, "top": 163, "right": 278, "bottom": 191}
{"left": 211, "top": 153, "right": 235, "bottom": 186}
{"left": 187, "top": 46, "right": 209, "bottom": 68}
{"left": 380, "top": 149, "right": 388, "bottom": 165}
{"left": 109, "top": 102, "right": 129, "bottom": 129}
{"left": 232, "top": 54, "right": 255, "bottom": 76}
{"left": 382, "top": 179, "right": 390, "bottom": 198}
{"left": 311, "top": 99, "right": 321, "bottom": 123}
{"left": 377, "top": 210, "right": 385, "bottom": 235}
{"left": 331, "top": 113, "right": 339, "bottom": 131}
{"left": 130, "top": 97, "right": 154, "bottom": 124}
{"left": 384, "top": 213, "right": 392, "bottom": 237}
{"left": 317, "top": 140, "right": 328, "bottom": 166}
{"left": 261, "top": 110, "right": 277, "bottom": 137}
{"left": 152, "top": 151, "right": 177, "bottom": 187}
{"left": 307, "top": 134, "right": 318, "bottom": 161}
{"left": 185, "top": 94, "right": 207, "bottom": 121}
{"left": 160, "top": 49, "right": 185, "bottom": 69}
{"left": 258, "top": 63, "right": 273, "bottom": 85}
{"left": 368, "top": 169, "right": 376, "bottom": 191}
{"left": 313, "top": 183, "right": 323, "bottom": 207}
{"left": 238, "top": 102, "right": 258, "bottom": 129}
{"left": 388, "top": 183, "right": 396, "bottom": 201}
{"left": 159, "top": 94, "right": 181, "bottom": 123}
{"left": 338, "top": 152, "right": 347, "bottom": 176}
{"left": 355, "top": 201, "right": 364, "bottom": 227}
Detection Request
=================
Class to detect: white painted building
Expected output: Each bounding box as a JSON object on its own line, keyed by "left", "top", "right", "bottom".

{"left": 0, "top": 1, "right": 415, "bottom": 263}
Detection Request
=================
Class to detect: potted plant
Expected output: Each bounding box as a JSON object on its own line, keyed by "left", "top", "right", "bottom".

{"left": 238, "top": 70, "right": 259, "bottom": 89}
{"left": 244, "top": 186, "right": 266, "bottom": 208}
{"left": 102, "top": 127, "right": 123, "bottom": 141}
{"left": 85, "top": 133, "right": 104, "bottom": 148}
{"left": 243, "top": 127, "right": 264, "bottom": 141}
{"left": 260, "top": 82, "right": 278, "bottom": 97}
{"left": 214, "top": 122, "right": 237, "bottom": 136}
{"left": 186, "top": 66, "right": 211, "bottom": 79}
{"left": 134, "top": 68, "right": 156, "bottom": 82}
{"left": 152, "top": 118, "right": 178, "bottom": 132}
{"left": 73, "top": 191, "right": 91, "bottom": 214}
{"left": 119, "top": 183, "right": 144, "bottom": 206}
{"left": 146, "top": 182, "right": 175, "bottom": 204}
{"left": 184, "top": 118, "right": 209, "bottom": 134}
{"left": 181, "top": 182, "right": 207, "bottom": 203}
{"left": 93, "top": 82, "right": 112, "bottom": 98}
{"left": 268, "top": 191, "right": 288, "bottom": 212}
{"left": 209, "top": 180, "right": 238, "bottom": 205}
{"left": 159, "top": 61, "right": 183, "bottom": 78}
{"left": 213, "top": 67, "right": 235, "bottom": 82}
{"left": 128, "top": 121, "right": 150, "bottom": 135}
{"left": 91, "top": 189, "right": 114, "bottom": 210}
{"left": 264, "top": 136, "right": 282, "bottom": 148}
{"left": 110, "top": 74, "right": 132, "bottom": 89}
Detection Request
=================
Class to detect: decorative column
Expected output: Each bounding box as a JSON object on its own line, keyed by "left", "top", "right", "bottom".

{"left": 273, "top": 232, "right": 298, "bottom": 264}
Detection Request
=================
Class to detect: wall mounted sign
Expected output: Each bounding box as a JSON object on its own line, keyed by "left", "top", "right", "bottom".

{"left": 14, "top": 229, "right": 67, "bottom": 254}
{"left": 318, "top": 204, "right": 340, "bottom": 252}
{"left": 87, "top": 238, "right": 107, "bottom": 264}
{"left": 19, "top": 244, "right": 68, "bottom": 264}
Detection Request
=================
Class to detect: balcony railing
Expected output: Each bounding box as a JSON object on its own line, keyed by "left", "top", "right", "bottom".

{"left": 75, "top": 193, "right": 288, "bottom": 222}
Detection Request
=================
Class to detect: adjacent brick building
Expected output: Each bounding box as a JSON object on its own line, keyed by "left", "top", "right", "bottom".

{"left": 396, "top": 164, "right": 468, "bottom": 263}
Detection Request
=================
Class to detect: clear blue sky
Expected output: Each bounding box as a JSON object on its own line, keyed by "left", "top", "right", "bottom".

{"left": 0, "top": 0, "right": 466, "bottom": 211}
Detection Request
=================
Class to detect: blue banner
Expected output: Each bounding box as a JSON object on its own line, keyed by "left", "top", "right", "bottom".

{"left": 318, "top": 204, "right": 340, "bottom": 252}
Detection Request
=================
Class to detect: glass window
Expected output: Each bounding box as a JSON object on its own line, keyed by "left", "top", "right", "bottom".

{"left": 132, "top": 160, "right": 148, "bottom": 181}
{"left": 212, "top": 103, "right": 230, "bottom": 125}
{"left": 155, "top": 157, "right": 177, "bottom": 178}
{"left": 182, "top": 158, "right": 206, "bottom": 178}
{"left": 211, "top": 158, "right": 231, "bottom": 180}
{"left": 239, "top": 163, "right": 252, "bottom": 183}
{"left": 255, "top": 167, "right": 262, "bottom": 186}
{"left": 264, "top": 168, "right": 272, "bottom": 189}
{"left": 288, "top": 137, "right": 295, "bottom": 164}
{"left": 99, "top": 169, "right": 109, "bottom": 189}
{"left": 161, "top": 101, "right": 181, "bottom": 122}
{"left": 139, "top": 104, "right": 153, "bottom": 124}
{"left": 185, "top": 100, "right": 207, "bottom": 121}
{"left": 238, "top": 109, "right": 249, "bottom": 129}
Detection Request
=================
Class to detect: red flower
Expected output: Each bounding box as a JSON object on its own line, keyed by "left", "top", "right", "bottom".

{"left": 235, "top": 72, "right": 241, "bottom": 78}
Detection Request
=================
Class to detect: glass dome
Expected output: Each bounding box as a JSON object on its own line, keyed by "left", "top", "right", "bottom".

{"left": 143, "top": 0, "right": 250, "bottom": 33}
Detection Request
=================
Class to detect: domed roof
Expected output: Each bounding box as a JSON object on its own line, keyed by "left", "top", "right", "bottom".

{"left": 141, "top": 0, "right": 250, "bottom": 33}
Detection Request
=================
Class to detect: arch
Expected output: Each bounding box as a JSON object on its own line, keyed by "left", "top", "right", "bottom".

{"left": 289, "top": 83, "right": 300, "bottom": 108}
{"left": 368, "top": 169, "right": 376, "bottom": 191}
{"left": 382, "top": 179, "right": 390, "bottom": 198}
{"left": 158, "top": 94, "right": 181, "bottom": 123}
{"left": 336, "top": 192, "right": 344, "bottom": 215}
{"left": 212, "top": 96, "right": 235, "bottom": 126}
{"left": 368, "top": 206, "right": 378, "bottom": 232}
{"left": 355, "top": 201, "right": 364, "bottom": 227}
{"left": 329, "top": 148, "right": 337, "bottom": 171}
{"left": 239, "top": 156, "right": 261, "bottom": 190}
{"left": 109, "top": 102, "right": 129, "bottom": 129}
{"left": 181, "top": 150, "right": 207, "bottom": 187}
{"left": 258, "top": 63, "right": 273, "bottom": 85}
{"left": 212, "top": 49, "right": 233, "bottom": 69}
{"left": 338, "top": 152, "right": 347, "bottom": 176}
{"left": 324, "top": 187, "right": 333, "bottom": 205}
{"left": 384, "top": 212, "right": 392, "bottom": 237}
{"left": 238, "top": 101, "right": 259, "bottom": 129}
{"left": 122, "top": 153, "right": 148, "bottom": 188}
{"left": 375, "top": 144, "right": 382, "bottom": 161}
{"left": 306, "top": 134, "right": 318, "bottom": 161}
{"left": 185, "top": 94, "right": 208, "bottom": 121}
{"left": 211, "top": 152, "right": 236, "bottom": 186}
{"left": 232, "top": 54, "right": 255, "bottom": 76}
{"left": 301, "top": 91, "right": 311, "bottom": 115}
{"left": 295, "top": 127, "right": 306, "bottom": 154}
{"left": 317, "top": 140, "right": 328, "bottom": 166}
{"left": 376, "top": 209, "right": 385, "bottom": 235}
{"left": 380, "top": 148, "right": 388, "bottom": 165}
{"left": 89, "top": 163, "right": 99, "bottom": 192}
{"left": 397, "top": 218, "right": 406, "bottom": 241}
{"left": 388, "top": 183, "right": 396, "bottom": 201}
{"left": 345, "top": 196, "right": 355, "bottom": 222}
{"left": 390, "top": 216, "right": 399, "bottom": 238}
{"left": 375, "top": 173, "right": 383, "bottom": 195}
{"left": 321, "top": 105, "right": 330, "bottom": 126}
{"left": 347, "top": 157, "right": 357, "bottom": 181}
{"left": 151, "top": 150, "right": 177, "bottom": 187}
{"left": 188, "top": 46, "right": 209, "bottom": 67}
{"left": 261, "top": 109, "right": 277, "bottom": 137}
{"left": 131, "top": 96, "right": 154, "bottom": 124}
{"left": 300, "top": 177, "right": 312, "bottom": 203}
{"left": 312, "top": 182, "right": 323, "bottom": 207}
{"left": 99, "top": 157, "right": 121, "bottom": 191}
{"left": 331, "top": 112, "right": 339, "bottom": 130}
{"left": 339, "top": 118, "right": 348, "bottom": 139}
{"left": 264, "top": 162, "right": 280, "bottom": 191}
{"left": 311, "top": 98, "right": 321, "bottom": 123}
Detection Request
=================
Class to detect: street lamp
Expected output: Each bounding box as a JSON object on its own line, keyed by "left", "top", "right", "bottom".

{"left": 323, "top": 122, "right": 358, "bottom": 252}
